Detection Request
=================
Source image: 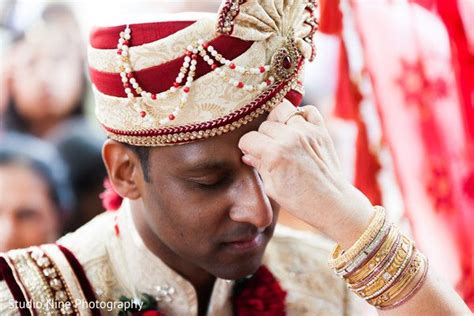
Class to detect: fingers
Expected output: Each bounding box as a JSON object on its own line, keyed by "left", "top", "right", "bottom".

{"left": 239, "top": 102, "right": 328, "bottom": 171}
{"left": 302, "top": 104, "right": 325, "bottom": 126}
{"left": 238, "top": 131, "right": 275, "bottom": 160}
{"left": 257, "top": 121, "right": 288, "bottom": 139}
{"left": 268, "top": 100, "right": 325, "bottom": 127}
{"left": 241, "top": 154, "right": 259, "bottom": 169}
{"left": 267, "top": 99, "right": 306, "bottom": 124}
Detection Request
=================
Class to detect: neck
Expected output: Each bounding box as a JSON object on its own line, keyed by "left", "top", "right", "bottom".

{"left": 130, "top": 202, "right": 216, "bottom": 313}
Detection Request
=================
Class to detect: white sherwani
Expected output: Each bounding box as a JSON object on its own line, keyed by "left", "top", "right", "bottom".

{"left": 0, "top": 200, "right": 373, "bottom": 315}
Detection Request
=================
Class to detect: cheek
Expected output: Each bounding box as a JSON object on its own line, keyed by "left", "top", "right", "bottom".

{"left": 12, "top": 76, "right": 45, "bottom": 119}
{"left": 20, "top": 212, "right": 58, "bottom": 244}
{"left": 143, "top": 186, "right": 226, "bottom": 253}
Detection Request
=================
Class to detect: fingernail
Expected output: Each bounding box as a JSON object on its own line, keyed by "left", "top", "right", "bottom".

{"left": 241, "top": 155, "right": 253, "bottom": 166}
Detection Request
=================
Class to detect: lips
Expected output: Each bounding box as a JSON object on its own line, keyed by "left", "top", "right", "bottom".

{"left": 224, "top": 233, "right": 264, "bottom": 252}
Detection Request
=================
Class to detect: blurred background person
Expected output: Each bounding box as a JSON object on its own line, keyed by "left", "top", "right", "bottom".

{"left": 2, "top": 3, "right": 86, "bottom": 138}
{"left": 1, "top": 3, "right": 108, "bottom": 232}
{"left": 49, "top": 119, "right": 107, "bottom": 232}
{"left": 0, "top": 132, "right": 74, "bottom": 251}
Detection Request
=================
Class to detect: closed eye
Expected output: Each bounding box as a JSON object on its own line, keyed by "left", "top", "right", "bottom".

{"left": 190, "top": 175, "right": 232, "bottom": 190}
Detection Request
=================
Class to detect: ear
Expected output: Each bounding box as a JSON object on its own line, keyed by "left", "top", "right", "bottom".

{"left": 102, "top": 140, "right": 142, "bottom": 200}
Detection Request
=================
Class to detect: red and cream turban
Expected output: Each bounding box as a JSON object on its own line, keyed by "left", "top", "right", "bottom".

{"left": 88, "top": 0, "right": 319, "bottom": 146}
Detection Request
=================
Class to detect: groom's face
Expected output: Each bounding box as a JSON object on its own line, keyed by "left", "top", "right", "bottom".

{"left": 137, "top": 115, "right": 279, "bottom": 279}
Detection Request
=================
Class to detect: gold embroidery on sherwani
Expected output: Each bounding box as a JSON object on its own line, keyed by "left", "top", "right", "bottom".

{"left": 6, "top": 247, "right": 78, "bottom": 315}
{"left": 8, "top": 249, "right": 54, "bottom": 315}
{"left": 1, "top": 255, "right": 31, "bottom": 315}
{"left": 41, "top": 244, "right": 92, "bottom": 316}
{"left": 0, "top": 280, "right": 20, "bottom": 316}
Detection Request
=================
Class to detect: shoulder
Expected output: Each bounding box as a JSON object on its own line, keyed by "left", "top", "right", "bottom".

{"left": 0, "top": 212, "right": 116, "bottom": 315}
{"left": 264, "top": 225, "right": 342, "bottom": 298}
{"left": 264, "top": 225, "right": 370, "bottom": 315}
{"left": 57, "top": 211, "right": 119, "bottom": 302}
{"left": 264, "top": 224, "right": 336, "bottom": 273}
{"left": 58, "top": 211, "right": 115, "bottom": 264}
{"left": 0, "top": 245, "right": 98, "bottom": 315}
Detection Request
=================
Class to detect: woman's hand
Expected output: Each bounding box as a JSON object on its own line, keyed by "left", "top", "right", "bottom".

{"left": 238, "top": 100, "right": 374, "bottom": 247}
{"left": 239, "top": 100, "right": 472, "bottom": 315}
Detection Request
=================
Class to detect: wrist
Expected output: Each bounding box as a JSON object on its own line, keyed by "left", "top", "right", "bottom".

{"left": 314, "top": 185, "right": 374, "bottom": 249}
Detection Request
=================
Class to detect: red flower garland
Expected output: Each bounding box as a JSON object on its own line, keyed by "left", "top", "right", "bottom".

{"left": 100, "top": 178, "right": 123, "bottom": 211}
{"left": 125, "top": 266, "right": 286, "bottom": 316}
{"left": 233, "top": 266, "right": 287, "bottom": 316}
{"left": 137, "top": 311, "right": 164, "bottom": 316}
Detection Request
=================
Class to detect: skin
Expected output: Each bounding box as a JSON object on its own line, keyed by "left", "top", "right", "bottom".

{"left": 8, "top": 27, "right": 83, "bottom": 137}
{"left": 103, "top": 116, "right": 277, "bottom": 315}
{"left": 239, "top": 100, "right": 471, "bottom": 316}
{"left": 104, "top": 99, "right": 470, "bottom": 315}
{"left": 0, "top": 164, "right": 60, "bottom": 252}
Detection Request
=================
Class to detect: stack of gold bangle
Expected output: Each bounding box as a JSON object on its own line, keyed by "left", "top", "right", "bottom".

{"left": 328, "top": 206, "right": 429, "bottom": 309}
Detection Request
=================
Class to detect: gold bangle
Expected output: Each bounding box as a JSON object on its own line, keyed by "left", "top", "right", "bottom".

{"left": 354, "top": 234, "right": 413, "bottom": 300}
{"left": 346, "top": 225, "right": 398, "bottom": 285}
{"left": 329, "top": 206, "right": 385, "bottom": 269}
{"left": 336, "top": 222, "right": 391, "bottom": 277}
{"left": 380, "top": 255, "right": 428, "bottom": 310}
{"left": 372, "top": 251, "right": 427, "bottom": 309}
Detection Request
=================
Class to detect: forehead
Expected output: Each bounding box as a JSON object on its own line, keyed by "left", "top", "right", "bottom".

{"left": 14, "top": 29, "right": 77, "bottom": 60}
{"left": 149, "top": 115, "right": 266, "bottom": 169}
{"left": 0, "top": 163, "right": 48, "bottom": 191}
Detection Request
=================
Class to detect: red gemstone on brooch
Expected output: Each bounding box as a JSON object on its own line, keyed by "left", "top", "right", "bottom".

{"left": 168, "top": 114, "right": 176, "bottom": 120}
{"left": 151, "top": 94, "right": 157, "bottom": 100}
{"left": 229, "top": 63, "right": 236, "bottom": 70}
{"left": 283, "top": 56, "right": 292, "bottom": 69}
{"left": 126, "top": 73, "right": 133, "bottom": 79}
{"left": 140, "top": 111, "right": 147, "bottom": 118}
{"left": 237, "top": 82, "right": 244, "bottom": 88}
{"left": 173, "top": 82, "right": 180, "bottom": 88}
{"left": 183, "top": 87, "right": 190, "bottom": 93}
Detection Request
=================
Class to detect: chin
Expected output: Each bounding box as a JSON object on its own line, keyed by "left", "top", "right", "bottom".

{"left": 207, "top": 226, "right": 275, "bottom": 280}
{"left": 215, "top": 259, "right": 263, "bottom": 281}
{"left": 210, "top": 247, "right": 267, "bottom": 280}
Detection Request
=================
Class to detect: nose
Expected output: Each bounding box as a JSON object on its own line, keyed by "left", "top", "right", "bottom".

{"left": 229, "top": 168, "right": 273, "bottom": 230}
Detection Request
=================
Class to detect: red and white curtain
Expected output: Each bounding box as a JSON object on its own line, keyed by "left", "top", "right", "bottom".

{"left": 317, "top": 0, "right": 474, "bottom": 310}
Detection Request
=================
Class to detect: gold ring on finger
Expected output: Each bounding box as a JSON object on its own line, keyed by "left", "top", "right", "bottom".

{"left": 283, "top": 107, "right": 306, "bottom": 125}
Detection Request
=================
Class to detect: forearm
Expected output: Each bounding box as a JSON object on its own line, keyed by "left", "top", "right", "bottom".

{"left": 377, "top": 268, "right": 470, "bottom": 315}
{"left": 238, "top": 102, "right": 471, "bottom": 315}
{"left": 312, "top": 189, "right": 471, "bottom": 315}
